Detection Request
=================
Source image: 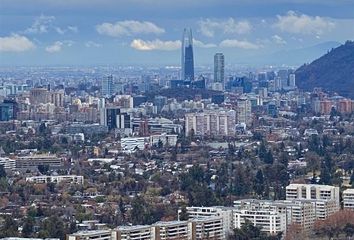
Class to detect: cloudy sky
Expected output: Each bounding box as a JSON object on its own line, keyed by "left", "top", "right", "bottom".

{"left": 0, "top": 0, "right": 353, "bottom": 66}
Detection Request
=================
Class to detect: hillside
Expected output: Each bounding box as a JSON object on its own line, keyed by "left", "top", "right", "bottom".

{"left": 295, "top": 41, "right": 354, "bottom": 99}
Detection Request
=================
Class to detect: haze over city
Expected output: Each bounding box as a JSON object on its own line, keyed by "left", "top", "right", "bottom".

{"left": 0, "top": 1, "right": 354, "bottom": 240}
{"left": 1, "top": 0, "right": 354, "bottom": 66}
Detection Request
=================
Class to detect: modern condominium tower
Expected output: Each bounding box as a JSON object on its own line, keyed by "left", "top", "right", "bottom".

{"left": 181, "top": 28, "right": 194, "bottom": 81}
{"left": 213, "top": 53, "right": 225, "bottom": 90}
{"left": 214, "top": 53, "right": 224, "bottom": 83}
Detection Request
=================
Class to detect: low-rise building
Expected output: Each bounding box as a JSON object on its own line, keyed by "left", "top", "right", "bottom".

{"left": 189, "top": 217, "right": 224, "bottom": 240}
{"left": 0, "top": 157, "right": 16, "bottom": 170}
{"left": 179, "top": 206, "right": 233, "bottom": 236}
{"left": 152, "top": 221, "right": 189, "bottom": 240}
{"left": 67, "top": 230, "right": 112, "bottom": 240}
{"left": 112, "top": 225, "right": 152, "bottom": 240}
{"left": 121, "top": 137, "right": 147, "bottom": 153}
{"left": 16, "top": 154, "right": 63, "bottom": 169}
{"left": 286, "top": 184, "right": 340, "bottom": 206}
{"left": 343, "top": 189, "right": 354, "bottom": 210}
{"left": 233, "top": 209, "right": 286, "bottom": 235}
{"left": 26, "top": 175, "right": 84, "bottom": 184}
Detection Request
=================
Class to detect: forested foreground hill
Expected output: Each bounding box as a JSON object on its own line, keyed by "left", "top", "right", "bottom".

{"left": 295, "top": 41, "right": 354, "bottom": 98}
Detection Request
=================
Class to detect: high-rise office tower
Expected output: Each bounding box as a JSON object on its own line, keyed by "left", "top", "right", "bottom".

{"left": 214, "top": 53, "right": 224, "bottom": 83}
{"left": 213, "top": 53, "right": 225, "bottom": 91}
{"left": 102, "top": 75, "right": 114, "bottom": 96}
{"left": 100, "top": 106, "right": 131, "bottom": 132}
{"left": 181, "top": 28, "right": 194, "bottom": 81}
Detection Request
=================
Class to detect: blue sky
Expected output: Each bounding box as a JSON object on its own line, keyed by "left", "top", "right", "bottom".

{"left": 0, "top": 0, "right": 353, "bottom": 66}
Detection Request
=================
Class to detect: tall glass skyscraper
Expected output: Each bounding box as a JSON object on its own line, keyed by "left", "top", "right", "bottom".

{"left": 214, "top": 53, "right": 225, "bottom": 83}
{"left": 181, "top": 28, "right": 194, "bottom": 81}
{"left": 213, "top": 53, "right": 225, "bottom": 91}
{"left": 102, "top": 75, "right": 114, "bottom": 96}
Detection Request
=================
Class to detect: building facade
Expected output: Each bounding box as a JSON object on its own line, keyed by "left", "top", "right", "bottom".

{"left": 181, "top": 28, "right": 194, "bottom": 81}
{"left": 185, "top": 110, "right": 236, "bottom": 137}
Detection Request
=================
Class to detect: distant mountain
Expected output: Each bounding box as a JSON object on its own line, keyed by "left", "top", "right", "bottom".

{"left": 267, "top": 41, "right": 341, "bottom": 66}
{"left": 295, "top": 41, "right": 354, "bottom": 98}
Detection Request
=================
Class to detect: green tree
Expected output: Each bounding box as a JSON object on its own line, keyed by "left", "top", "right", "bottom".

{"left": 41, "top": 215, "right": 65, "bottom": 239}
{"left": 179, "top": 205, "right": 189, "bottom": 221}
{"left": 264, "top": 150, "right": 274, "bottom": 164}
{"left": 344, "top": 223, "right": 354, "bottom": 238}
{"left": 350, "top": 172, "right": 354, "bottom": 188}
{"left": 0, "top": 165, "right": 6, "bottom": 178}
{"left": 22, "top": 217, "right": 35, "bottom": 237}
{"left": 157, "top": 139, "right": 163, "bottom": 149}
{"left": 0, "top": 216, "right": 19, "bottom": 238}
{"left": 254, "top": 169, "right": 265, "bottom": 196}
{"left": 233, "top": 165, "right": 250, "bottom": 196}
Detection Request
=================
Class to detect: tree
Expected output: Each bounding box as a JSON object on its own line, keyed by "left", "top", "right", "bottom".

{"left": 0, "top": 216, "right": 19, "bottom": 238}
{"left": 22, "top": 217, "right": 34, "bottom": 237}
{"left": 258, "top": 142, "right": 267, "bottom": 161}
{"left": 41, "top": 215, "right": 65, "bottom": 239}
{"left": 264, "top": 150, "right": 274, "bottom": 164}
{"left": 179, "top": 205, "right": 189, "bottom": 221}
{"left": 350, "top": 172, "right": 354, "bottom": 188}
{"left": 157, "top": 139, "right": 163, "bottom": 149}
{"left": 230, "top": 219, "right": 282, "bottom": 240}
{"left": 38, "top": 164, "right": 49, "bottom": 174}
{"left": 0, "top": 165, "right": 6, "bottom": 178}
{"left": 233, "top": 165, "right": 250, "bottom": 196}
{"left": 344, "top": 223, "right": 354, "bottom": 238}
{"left": 284, "top": 224, "right": 305, "bottom": 240}
{"left": 314, "top": 210, "right": 354, "bottom": 239}
{"left": 254, "top": 169, "right": 265, "bottom": 196}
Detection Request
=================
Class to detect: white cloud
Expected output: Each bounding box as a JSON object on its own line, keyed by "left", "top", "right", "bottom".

{"left": 199, "top": 18, "right": 252, "bottom": 37}
{"left": 130, "top": 39, "right": 180, "bottom": 51}
{"left": 0, "top": 34, "right": 35, "bottom": 52}
{"left": 193, "top": 39, "right": 217, "bottom": 48}
{"left": 274, "top": 11, "right": 335, "bottom": 35}
{"left": 45, "top": 40, "right": 74, "bottom": 53}
{"left": 55, "top": 26, "right": 78, "bottom": 35}
{"left": 46, "top": 41, "right": 63, "bottom": 53}
{"left": 25, "top": 15, "right": 78, "bottom": 35}
{"left": 272, "top": 35, "right": 287, "bottom": 45}
{"left": 219, "top": 39, "right": 261, "bottom": 49}
{"left": 85, "top": 41, "right": 102, "bottom": 48}
{"left": 55, "top": 27, "right": 65, "bottom": 35}
{"left": 67, "top": 26, "right": 78, "bottom": 33}
{"left": 96, "top": 20, "right": 165, "bottom": 37}
{"left": 25, "top": 14, "right": 55, "bottom": 34}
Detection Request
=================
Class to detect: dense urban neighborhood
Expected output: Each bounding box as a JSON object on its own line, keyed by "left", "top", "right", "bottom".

{"left": 1, "top": 1, "right": 354, "bottom": 238}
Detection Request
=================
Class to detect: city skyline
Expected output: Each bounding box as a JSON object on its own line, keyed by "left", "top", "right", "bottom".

{"left": 1, "top": 0, "right": 354, "bottom": 66}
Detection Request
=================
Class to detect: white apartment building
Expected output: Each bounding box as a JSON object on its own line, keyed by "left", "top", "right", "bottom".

{"left": 150, "top": 134, "right": 178, "bottom": 147}
{"left": 67, "top": 230, "right": 112, "bottom": 240}
{"left": 112, "top": 225, "right": 152, "bottom": 240}
{"left": 286, "top": 184, "right": 340, "bottom": 205}
{"left": 0, "top": 157, "right": 16, "bottom": 170}
{"left": 236, "top": 97, "right": 252, "bottom": 126}
{"left": 180, "top": 206, "right": 234, "bottom": 236}
{"left": 286, "top": 184, "right": 340, "bottom": 220}
{"left": 26, "top": 175, "right": 84, "bottom": 184}
{"left": 310, "top": 199, "right": 339, "bottom": 220}
{"left": 343, "top": 188, "right": 354, "bottom": 210}
{"left": 189, "top": 217, "right": 224, "bottom": 240}
{"left": 233, "top": 209, "right": 286, "bottom": 235}
{"left": 234, "top": 199, "right": 315, "bottom": 231}
{"left": 15, "top": 154, "right": 63, "bottom": 169}
{"left": 152, "top": 221, "right": 189, "bottom": 240}
{"left": 185, "top": 110, "right": 236, "bottom": 136}
{"left": 120, "top": 137, "right": 147, "bottom": 153}
{"left": 274, "top": 200, "right": 315, "bottom": 231}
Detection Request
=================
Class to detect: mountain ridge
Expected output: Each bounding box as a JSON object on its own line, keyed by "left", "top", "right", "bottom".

{"left": 295, "top": 40, "right": 354, "bottom": 99}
